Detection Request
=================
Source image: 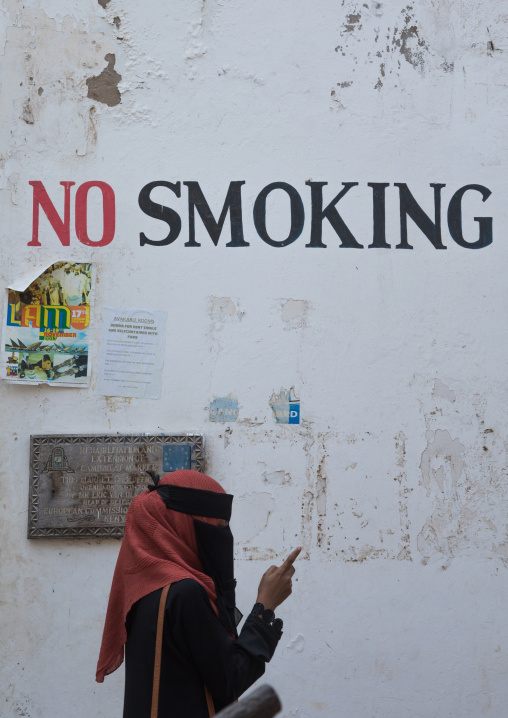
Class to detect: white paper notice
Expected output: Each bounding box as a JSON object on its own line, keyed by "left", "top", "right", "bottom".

{"left": 97, "top": 307, "right": 167, "bottom": 399}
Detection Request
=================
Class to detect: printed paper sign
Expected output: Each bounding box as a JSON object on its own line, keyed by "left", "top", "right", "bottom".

{"left": 3, "top": 262, "right": 93, "bottom": 387}
{"left": 97, "top": 307, "right": 167, "bottom": 399}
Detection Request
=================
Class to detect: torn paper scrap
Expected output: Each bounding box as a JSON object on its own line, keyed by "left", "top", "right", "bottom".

{"left": 269, "top": 387, "right": 300, "bottom": 424}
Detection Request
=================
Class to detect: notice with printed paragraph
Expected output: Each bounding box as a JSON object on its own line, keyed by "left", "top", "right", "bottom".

{"left": 97, "top": 307, "right": 167, "bottom": 399}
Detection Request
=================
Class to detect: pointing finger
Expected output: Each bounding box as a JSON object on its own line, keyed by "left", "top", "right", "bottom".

{"left": 281, "top": 547, "right": 302, "bottom": 571}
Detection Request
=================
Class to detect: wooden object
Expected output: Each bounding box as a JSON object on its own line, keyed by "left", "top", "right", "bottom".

{"left": 215, "top": 685, "right": 282, "bottom": 718}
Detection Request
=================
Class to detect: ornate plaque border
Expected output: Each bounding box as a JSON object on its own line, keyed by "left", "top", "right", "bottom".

{"left": 28, "top": 434, "right": 204, "bottom": 539}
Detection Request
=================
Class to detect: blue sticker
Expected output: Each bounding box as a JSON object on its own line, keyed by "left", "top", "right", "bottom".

{"left": 209, "top": 397, "right": 239, "bottom": 422}
{"left": 162, "top": 445, "right": 191, "bottom": 472}
{"left": 288, "top": 402, "right": 300, "bottom": 424}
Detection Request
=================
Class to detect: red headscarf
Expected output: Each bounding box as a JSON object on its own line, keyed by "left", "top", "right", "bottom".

{"left": 96, "top": 469, "right": 225, "bottom": 683}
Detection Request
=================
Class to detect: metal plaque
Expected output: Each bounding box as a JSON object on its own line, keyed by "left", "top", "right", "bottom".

{"left": 28, "top": 434, "right": 204, "bottom": 538}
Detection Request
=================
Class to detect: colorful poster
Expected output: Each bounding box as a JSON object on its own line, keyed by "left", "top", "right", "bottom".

{"left": 3, "top": 262, "right": 94, "bottom": 386}
{"left": 97, "top": 307, "right": 167, "bottom": 399}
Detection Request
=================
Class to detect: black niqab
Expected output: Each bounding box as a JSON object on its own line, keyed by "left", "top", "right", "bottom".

{"left": 146, "top": 471, "right": 242, "bottom": 633}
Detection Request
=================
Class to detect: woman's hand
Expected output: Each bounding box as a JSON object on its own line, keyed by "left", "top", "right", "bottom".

{"left": 256, "top": 547, "right": 302, "bottom": 611}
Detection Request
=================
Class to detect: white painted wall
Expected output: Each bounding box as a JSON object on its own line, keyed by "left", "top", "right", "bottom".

{"left": 1, "top": 1, "right": 507, "bottom": 716}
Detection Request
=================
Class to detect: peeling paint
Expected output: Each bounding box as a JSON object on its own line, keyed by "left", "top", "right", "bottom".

{"left": 262, "top": 469, "right": 292, "bottom": 486}
{"left": 370, "top": 1, "right": 383, "bottom": 17}
{"left": 21, "top": 99, "right": 34, "bottom": 124}
{"left": 286, "top": 633, "right": 305, "bottom": 653}
{"left": 7, "top": 173, "right": 21, "bottom": 205}
{"left": 87, "top": 105, "right": 98, "bottom": 148}
{"left": 185, "top": 0, "right": 207, "bottom": 72}
{"left": 209, "top": 296, "right": 244, "bottom": 324}
{"left": 344, "top": 13, "right": 362, "bottom": 33}
{"left": 374, "top": 61, "right": 385, "bottom": 89}
{"left": 395, "top": 431, "right": 412, "bottom": 561}
{"left": 86, "top": 53, "right": 121, "bottom": 107}
{"left": 433, "top": 379, "right": 456, "bottom": 403}
{"left": 316, "top": 457, "right": 327, "bottom": 518}
{"left": 281, "top": 299, "right": 309, "bottom": 330}
{"left": 316, "top": 452, "right": 328, "bottom": 549}
{"left": 420, "top": 429, "right": 465, "bottom": 495}
{"left": 301, "top": 488, "right": 315, "bottom": 551}
{"left": 416, "top": 422, "right": 500, "bottom": 562}
{"left": 392, "top": 8, "right": 429, "bottom": 72}
{"left": 330, "top": 87, "right": 346, "bottom": 110}
{"left": 441, "top": 60, "right": 454, "bottom": 72}
{"left": 333, "top": 0, "right": 452, "bottom": 104}
{"left": 208, "top": 297, "right": 245, "bottom": 361}
{"left": 0, "top": 5, "right": 8, "bottom": 56}
{"left": 494, "top": 543, "right": 508, "bottom": 559}
{"left": 310, "top": 430, "right": 416, "bottom": 562}
{"left": 0, "top": 4, "right": 119, "bottom": 161}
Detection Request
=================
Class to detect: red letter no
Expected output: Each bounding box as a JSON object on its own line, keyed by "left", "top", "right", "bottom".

{"left": 28, "top": 181, "right": 115, "bottom": 247}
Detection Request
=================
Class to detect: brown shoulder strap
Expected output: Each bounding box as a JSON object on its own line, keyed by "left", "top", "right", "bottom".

{"left": 205, "top": 684, "right": 215, "bottom": 716}
{"left": 150, "top": 583, "right": 216, "bottom": 718}
{"left": 151, "top": 583, "right": 171, "bottom": 718}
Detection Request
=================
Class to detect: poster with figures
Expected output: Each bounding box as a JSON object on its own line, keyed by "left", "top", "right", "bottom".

{"left": 3, "top": 262, "right": 93, "bottom": 386}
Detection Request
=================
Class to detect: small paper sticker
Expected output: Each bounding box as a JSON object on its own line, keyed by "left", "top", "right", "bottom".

{"left": 209, "top": 396, "right": 239, "bottom": 422}
{"left": 269, "top": 387, "right": 300, "bottom": 425}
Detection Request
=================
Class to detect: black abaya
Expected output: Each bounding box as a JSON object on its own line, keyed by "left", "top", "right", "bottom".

{"left": 123, "top": 578, "right": 280, "bottom": 717}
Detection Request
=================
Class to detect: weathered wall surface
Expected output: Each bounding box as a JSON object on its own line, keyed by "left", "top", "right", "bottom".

{"left": 1, "top": 1, "right": 507, "bottom": 716}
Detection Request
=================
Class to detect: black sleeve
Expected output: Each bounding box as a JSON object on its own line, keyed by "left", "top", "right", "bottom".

{"left": 168, "top": 580, "right": 281, "bottom": 709}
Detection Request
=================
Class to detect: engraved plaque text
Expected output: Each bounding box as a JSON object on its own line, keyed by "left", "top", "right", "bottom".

{"left": 28, "top": 434, "right": 204, "bottom": 538}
